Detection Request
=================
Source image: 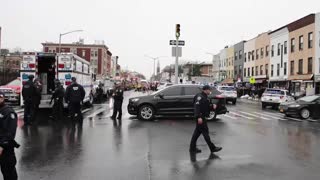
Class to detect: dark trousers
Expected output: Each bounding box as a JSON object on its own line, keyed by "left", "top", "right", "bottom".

{"left": 52, "top": 100, "right": 64, "bottom": 121}
{"left": 23, "top": 100, "right": 33, "bottom": 124}
{"left": 69, "top": 102, "right": 83, "bottom": 124}
{"left": 32, "top": 103, "right": 40, "bottom": 122}
{"left": 111, "top": 100, "right": 122, "bottom": 119}
{"left": 190, "top": 120, "right": 216, "bottom": 152}
{"left": 0, "top": 148, "right": 17, "bottom": 180}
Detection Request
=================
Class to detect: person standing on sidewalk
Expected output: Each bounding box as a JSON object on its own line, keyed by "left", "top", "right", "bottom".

{"left": 189, "top": 85, "right": 222, "bottom": 154}
{"left": 0, "top": 92, "right": 19, "bottom": 180}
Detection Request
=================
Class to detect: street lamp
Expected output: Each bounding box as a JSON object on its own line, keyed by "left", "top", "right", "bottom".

{"left": 144, "top": 55, "right": 167, "bottom": 80}
{"left": 59, "top": 29, "right": 83, "bottom": 53}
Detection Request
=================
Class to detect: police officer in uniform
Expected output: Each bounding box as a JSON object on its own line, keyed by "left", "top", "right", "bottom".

{"left": 32, "top": 78, "right": 42, "bottom": 122}
{"left": 110, "top": 84, "right": 124, "bottom": 121}
{"left": 50, "top": 80, "right": 65, "bottom": 121}
{"left": 189, "top": 85, "right": 222, "bottom": 154}
{"left": 65, "top": 77, "right": 85, "bottom": 125}
{"left": 0, "top": 92, "right": 19, "bottom": 180}
{"left": 22, "top": 75, "right": 36, "bottom": 125}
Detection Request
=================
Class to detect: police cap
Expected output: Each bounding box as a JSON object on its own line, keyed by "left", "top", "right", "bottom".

{"left": 202, "top": 85, "right": 212, "bottom": 91}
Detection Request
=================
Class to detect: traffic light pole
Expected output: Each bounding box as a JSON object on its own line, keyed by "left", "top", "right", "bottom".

{"left": 175, "top": 36, "right": 179, "bottom": 84}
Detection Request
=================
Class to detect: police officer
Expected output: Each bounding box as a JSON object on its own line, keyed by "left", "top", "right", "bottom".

{"left": 22, "top": 75, "right": 36, "bottom": 125}
{"left": 96, "top": 83, "right": 104, "bottom": 103}
{"left": 0, "top": 92, "right": 19, "bottom": 180}
{"left": 50, "top": 80, "right": 65, "bottom": 121}
{"left": 110, "top": 83, "right": 124, "bottom": 121}
{"left": 189, "top": 85, "right": 222, "bottom": 154}
{"left": 32, "top": 78, "right": 42, "bottom": 122}
{"left": 65, "top": 77, "right": 85, "bottom": 125}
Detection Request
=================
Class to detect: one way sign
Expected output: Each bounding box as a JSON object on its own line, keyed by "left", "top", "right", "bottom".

{"left": 170, "top": 40, "right": 185, "bottom": 46}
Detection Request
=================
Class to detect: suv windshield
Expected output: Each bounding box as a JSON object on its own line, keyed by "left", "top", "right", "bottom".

{"left": 220, "top": 87, "right": 235, "bottom": 91}
{"left": 297, "top": 95, "right": 319, "bottom": 102}
{"left": 265, "top": 89, "right": 285, "bottom": 95}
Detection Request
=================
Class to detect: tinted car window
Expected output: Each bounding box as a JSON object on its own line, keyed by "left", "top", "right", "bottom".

{"left": 220, "top": 86, "right": 235, "bottom": 91}
{"left": 184, "top": 87, "right": 201, "bottom": 95}
{"left": 162, "top": 87, "right": 182, "bottom": 96}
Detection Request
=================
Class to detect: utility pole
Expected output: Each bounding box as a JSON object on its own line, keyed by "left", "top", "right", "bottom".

{"left": 145, "top": 55, "right": 166, "bottom": 81}
{"left": 174, "top": 24, "right": 180, "bottom": 84}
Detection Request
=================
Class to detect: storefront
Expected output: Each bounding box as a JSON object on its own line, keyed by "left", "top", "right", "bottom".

{"left": 315, "top": 75, "right": 320, "bottom": 94}
{"left": 269, "top": 77, "right": 289, "bottom": 89}
{"left": 221, "top": 78, "right": 234, "bottom": 86}
{"left": 289, "top": 74, "right": 314, "bottom": 98}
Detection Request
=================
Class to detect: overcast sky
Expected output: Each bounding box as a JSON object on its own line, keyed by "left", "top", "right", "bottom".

{"left": 1, "top": 0, "right": 319, "bottom": 78}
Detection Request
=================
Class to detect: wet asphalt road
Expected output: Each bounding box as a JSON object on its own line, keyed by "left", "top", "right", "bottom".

{"left": 9, "top": 91, "right": 320, "bottom": 180}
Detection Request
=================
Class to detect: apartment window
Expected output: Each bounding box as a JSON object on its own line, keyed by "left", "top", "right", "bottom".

{"left": 240, "top": 50, "right": 243, "bottom": 59}
{"left": 298, "top": 59, "right": 303, "bottom": 74}
{"left": 277, "top": 43, "right": 281, "bottom": 56}
{"left": 261, "top": 48, "right": 264, "bottom": 58}
{"left": 235, "top": 52, "right": 238, "bottom": 60}
{"left": 265, "top": 64, "right": 268, "bottom": 76}
{"left": 271, "top": 65, "right": 274, "bottom": 77}
{"left": 252, "top": 67, "right": 254, "bottom": 76}
{"left": 266, "top": 45, "right": 269, "bottom": 57}
{"left": 239, "top": 65, "right": 242, "bottom": 77}
{"left": 284, "top": 62, "right": 287, "bottom": 75}
{"left": 248, "top": 68, "right": 250, "bottom": 77}
{"left": 290, "top": 61, "right": 294, "bottom": 75}
{"left": 299, "top": 35, "right": 303, "bottom": 50}
{"left": 277, "top": 63, "right": 280, "bottom": 76}
{"left": 53, "top": 50, "right": 56, "bottom": 53}
{"left": 248, "top": 52, "right": 251, "bottom": 61}
{"left": 260, "top": 65, "right": 263, "bottom": 75}
{"left": 91, "top": 50, "right": 94, "bottom": 57}
{"left": 235, "top": 69, "right": 237, "bottom": 77}
{"left": 256, "top": 49, "right": 259, "bottom": 60}
{"left": 255, "top": 66, "right": 258, "bottom": 76}
{"left": 49, "top": 50, "right": 52, "bottom": 53}
{"left": 271, "top": 45, "right": 274, "bottom": 57}
{"left": 82, "top": 50, "right": 86, "bottom": 57}
{"left": 308, "top": 57, "right": 313, "bottom": 74}
{"left": 244, "top": 53, "right": 247, "bottom": 62}
{"left": 291, "top": 38, "right": 295, "bottom": 52}
{"left": 308, "top": 32, "right": 313, "bottom": 48}
{"left": 252, "top": 51, "right": 255, "bottom": 60}
{"left": 244, "top": 68, "right": 247, "bottom": 77}
{"left": 284, "top": 41, "right": 287, "bottom": 54}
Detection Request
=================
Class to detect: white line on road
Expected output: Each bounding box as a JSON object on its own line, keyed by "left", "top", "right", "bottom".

{"left": 283, "top": 117, "right": 303, "bottom": 122}
{"left": 239, "top": 111, "right": 271, "bottom": 120}
{"left": 222, "top": 114, "right": 237, "bottom": 120}
{"left": 253, "top": 112, "right": 281, "bottom": 119}
{"left": 86, "top": 108, "right": 105, "bottom": 119}
{"left": 261, "top": 111, "right": 284, "bottom": 118}
{"left": 82, "top": 109, "right": 91, "bottom": 114}
{"left": 229, "top": 112, "right": 254, "bottom": 120}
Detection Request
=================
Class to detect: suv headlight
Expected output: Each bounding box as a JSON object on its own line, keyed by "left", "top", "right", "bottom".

{"left": 289, "top": 104, "right": 300, "bottom": 108}
{"left": 131, "top": 98, "right": 140, "bottom": 102}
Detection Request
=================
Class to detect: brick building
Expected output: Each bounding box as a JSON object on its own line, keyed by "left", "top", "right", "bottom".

{"left": 42, "top": 42, "right": 112, "bottom": 77}
{"left": 0, "top": 54, "right": 22, "bottom": 85}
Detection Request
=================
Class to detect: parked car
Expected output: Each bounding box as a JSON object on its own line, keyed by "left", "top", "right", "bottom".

{"left": 127, "top": 84, "right": 228, "bottom": 121}
{"left": 279, "top": 95, "right": 320, "bottom": 119}
{"left": 261, "top": 88, "right": 294, "bottom": 109}
{"left": 157, "top": 82, "right": 173, "bottom": 90}
{"left": 0, "top": 78, "right": 21, "bottom": 105}
{"left": 217, "top": 86, "right": 237, "bottom": 104}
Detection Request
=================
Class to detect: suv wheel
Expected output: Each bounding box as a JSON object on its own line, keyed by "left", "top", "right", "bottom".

{"left": 206, "top": 111, "right": 217, "bottom": 121}
{"left": 300, "top": 108, "right": 310, "bottom": 119}
{"left": 262, "top": 102, "right": 266, "bottom": 109}
{"left": 138, "top": 105, "right": 155, "bottom": 121}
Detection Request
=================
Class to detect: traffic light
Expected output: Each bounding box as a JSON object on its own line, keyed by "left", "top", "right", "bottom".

{"left": 176, "top": 24, "right": 180, "bottom": 38}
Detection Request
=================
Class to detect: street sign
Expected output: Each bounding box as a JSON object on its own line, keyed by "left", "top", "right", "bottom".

{"left": 172, "top": 47, "right": 182, "bottom": 57}
{"left": 170, "top": 40, "right": 185, "bottom": 46}
{"left": 249, "top": 77, "right": 256, "bottom": 84}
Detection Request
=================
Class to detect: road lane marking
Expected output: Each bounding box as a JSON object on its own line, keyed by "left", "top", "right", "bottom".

{"left": 239, "top": 111, "right": 271, "bottom": 120}
{"left": 262, "top": 111, "right": 284, "bottom": 117}
{"left": 229, "top": 112, "right": 254, "bottom": 120}
{"left": 222, "top": 114, "right": 237, "bottom": 120}
{"left": 253, "top": 112, "right": 282, "bottom": 119}
{"left": 283, "top": 117, "right": 303, "bottom": 122}
{"left": 86, "top": 108, "right": 105, "bottom": 118}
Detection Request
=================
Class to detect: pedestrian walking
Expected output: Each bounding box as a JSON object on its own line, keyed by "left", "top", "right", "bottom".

{"left": 50, "top": 80, "right": 65, "bottom": 121}
{"left": 96, "top": 83, "right": 104, "bottom": 103}
{"left": 65, "top": 77, "right": 85, "bottom": 126}
{"left": 189, "top": 85, "right": 222, "bottom": 154}
{"left": 110, "top": 84, "right": 124, "bottom": 121}
{"left": 0, "top": 92, "right": 19, "bottom": 180}
{"left": 32, "top": 78, "right": 42, "bottom": 122}
{"left": 22, "top": 75, "right": 36, "bottom": 125}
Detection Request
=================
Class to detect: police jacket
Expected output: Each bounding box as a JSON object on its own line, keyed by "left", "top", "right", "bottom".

{"left": 0, "top": 104, "right": 19, "bottom": 149}
{"left": 113, "top": 88, "right": 124, "bottom": 101}
{"left": 51, "top": 85, "right": 65, "bottom": 103}
{"left": 193, "top": 92, "right": 211, "bottom": 119}
{"left": 34, "top": 83, "right": 42, "bottom": 105}
{"left": 65, "top": 83, "right": 85, "bottom": 103}
{"left": 22, "top": 80, "right": 36, "bottom": 101}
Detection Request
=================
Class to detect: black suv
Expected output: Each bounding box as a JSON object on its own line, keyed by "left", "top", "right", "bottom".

{"left": 128, "top": 84, "right": 228, "bottom": 120}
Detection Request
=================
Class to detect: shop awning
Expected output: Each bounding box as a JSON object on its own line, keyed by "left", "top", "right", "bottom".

{"left": 221, "top": 78, "right": 234, "bottom": 84}
{"left": 288, "top": 74, "right": 313, "bottom": 81}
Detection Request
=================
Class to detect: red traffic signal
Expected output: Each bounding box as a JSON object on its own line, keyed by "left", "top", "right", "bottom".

{"left": 176, "top": 24, "right": 180, "bottom": 38}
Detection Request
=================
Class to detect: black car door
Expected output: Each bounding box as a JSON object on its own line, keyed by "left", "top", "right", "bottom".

{"left": 311, "top": 97, "right": 320, "bottom": 118}
{"left": 180, "top": 86, "right": 202, "bottom": 113}
{"left": 155, "top": 86, "right": 183, "bottom": 114}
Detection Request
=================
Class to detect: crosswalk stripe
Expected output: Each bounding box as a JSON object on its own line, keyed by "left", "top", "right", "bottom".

{"left": 239, "top": 111, "right": 271, "bottom": 120}
{"left": 261, "top": 111, "right": 284, "bottom": 117}
{"left": 229, "top": 112, "right": 254, "bottom": 120}
{"left": 222, "top": 114, "right": 237, "bottom": 120}
{"left": 253, "top": 112, "right": 282, "bottom": 119}
{"left": 283, "top": 117, "right": 303, "bottom": 122}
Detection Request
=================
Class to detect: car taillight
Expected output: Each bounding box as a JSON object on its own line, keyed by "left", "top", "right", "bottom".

{"left": 65, "top": 81, "right": 72, "bottom": 86}
{"left": 28, "top": 64, "right": 35, "bottom": 68}
{"left": 58, "top": 64, "right": 65, "bottom": 68}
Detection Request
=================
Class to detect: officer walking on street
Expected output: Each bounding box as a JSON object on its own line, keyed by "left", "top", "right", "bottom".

{"left": 65, "top": 77, "right": 85, "bottom": 126}
{"left": 0, "top": 92, "right": 19, "bottom": 180}
{"left": 22, "top": 75, "right": 36, "bottom": 125}
{"left": 32, "top": 78, "right": 42, "bottom": 122}
{"left": 50, "top": 80, "right": 65, "bottom": 121}
{"left": 110, "top": 83, "right": 124, "bottom": 121}
{"left": 189, "top": 85, "right": 222, "bottom": 154}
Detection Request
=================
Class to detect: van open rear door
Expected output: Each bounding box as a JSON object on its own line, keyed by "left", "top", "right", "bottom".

{"left": 20, "top": 52, "right": 37, "bottom": 106}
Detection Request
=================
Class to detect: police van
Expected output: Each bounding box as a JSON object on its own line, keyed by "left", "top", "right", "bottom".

{"left": 20, "top": 52, "right": 94, "bottom": 108}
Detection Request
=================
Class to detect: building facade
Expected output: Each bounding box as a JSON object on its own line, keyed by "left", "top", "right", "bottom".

{"left": 212, "top": 54, "right": 220, "bottom": 82}
{"left": 219, "top": 47, "right": 227, "bottom": 81}
{"left": 254, "top": 32, "right": 270, "bottom": 86}
{"left": 243, "top": 37, "right": 256, "bottom": 82}
{"left": 233, "top": 41, "right": 245, "bottom": 82}
{"left": 314, "top": 13, "right": 320, "bottom": 93}
{"left": 0, "top": 54, "right": 21, "bottom": 84}
{"left": 42, "top": 42, "right": 112, "bottom": 77}
{"left": 226, "top": 46, "right": 234, "bottom": 80}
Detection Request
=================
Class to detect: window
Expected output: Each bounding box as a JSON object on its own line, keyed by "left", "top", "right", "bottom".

{"left": 248, "top": 52, "right": 251, "bottom": 61}
{"left": 277, "top": 63, "right": 280, "bottom": 76}
{"left": 271, "top": 65, "right": 274, "bottom": 77}
{"left": 252, "top": 67, "right": 254, "bottom": 76}
{"left": 244, "top": 68, "right": 247, "bottom": 77}
{"left": 239, "top": 50, "right": 243, "bottom": 59}
{"left": 308, "top": 32, "right": 313, "bottom": 48}
{"left": 261, "top": 48, "right": 264, "bottom": 58}
{"left": 255, "top": 66, "right": 258, "bottom": 76}
{"left": 290, "top": 61, "right": 294, "bottom": 75}
{"left": 235, "top": 69, "right": 237, "bottom": 77}
{"left": 244, "top": 53, "right": 247, "bottom": 62}
{"left": 299, "top": 35, "right": 303, "bottom": 50}
{"left": 308, "top": 57, "right": 313, "bottom": 74}
{"left": 95, "top": 51, "right": 98, "bottom": 57}
{"left": 298, "top": 59, "right": 303, "bottom": 74}
{"left": 49, "top": 50, "right": 52, "bottom": 53}
{"left": 256, "top": 49, "right": 259, "bottom": 60}
{"left": 284, "top": 62, "right": 287, "bottom": 75}
{"left": 277, "top": 43, "right": 281, "bottom": 56}
{"left": 53, "top": 50, "right": 56, "bottom": 53}
{"left": 235, "top": 52, "right": 238, "bottom": 60}
{"left": 260, "top": 65, "right": 263, "bottom": 75}
{"left": 291, "top": 38, "right": 295, "bottom": 52}
{"left": 271, "top": 45, "right": 274, "bottom": 57}
{"left": 91, "top": 50, "right": 94, "bottom": 57}
{"left": 284, "top": 41, "right": 287, "bottom": 54}
{"left": 248, "top": 68, "right": 250, "bottom": 77}
{"left": 252, "top": 51, "right": 255, "bottom": 60}
{"left": 162, "top": 87, "right": 182, "bottom": 96}
{"left": 184, "top": 87, "right": 201, "bottom": 95}
{"left": 82, "top": 50, "right": 86, "bottom": 57}
{"left": 265, "top": 64, "right": 268, "bottom": 76}
{"left": 239, "top": 65, "right": 242, "bottom": 77}
{"left": 266, "top": 45, "right": 269, "bottom": 57}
